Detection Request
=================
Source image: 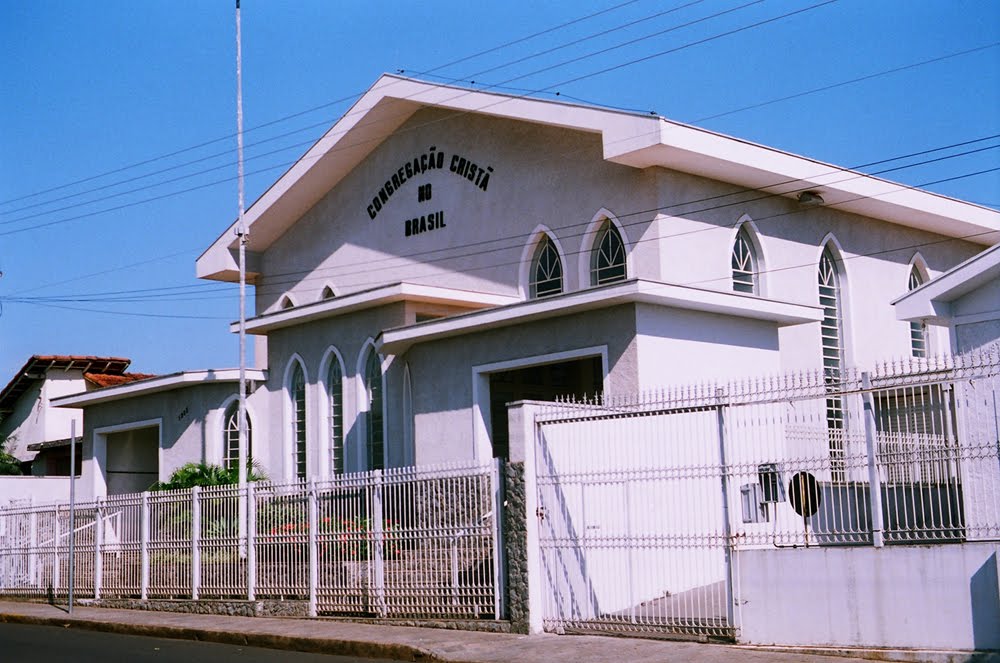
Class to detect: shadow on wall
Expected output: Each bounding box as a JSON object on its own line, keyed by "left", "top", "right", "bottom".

{"left": 970, "top": 551, "right": 1000, "bottom": 650}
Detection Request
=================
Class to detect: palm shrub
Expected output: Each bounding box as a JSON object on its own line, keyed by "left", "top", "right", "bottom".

{"left": 150, "top": 460, "right": 266, "bottom": 491}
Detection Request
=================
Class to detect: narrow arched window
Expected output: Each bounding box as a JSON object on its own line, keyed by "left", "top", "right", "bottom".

{"left": 328, "top": 360, "right": 345, "bottom": 475}
{"left": 223, "top": 402, "right": 252, "bottom": 472}
{"left": 590, "top": 221, "right": 626, "bottom": 286}
{"left": 732, "top": 226, "right": 758, "bottom": 294}
{"left": 818, "top": 247, "right": 846, "bottom": 481}
{"left": 907, "top": 266, "right": 927, "bottom": 358}
{"left": 365, "top": 350, "right": 384, "bottom": 471}
{"left": 530, "top": 236, "right": 563, "bottom": 298}
{"left": 290, "top": 363, "right": 307, "bottom": 480}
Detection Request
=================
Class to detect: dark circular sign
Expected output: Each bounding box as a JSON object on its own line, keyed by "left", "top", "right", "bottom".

{"left": 788, "top": 471, "right": 821, "bottom": 517}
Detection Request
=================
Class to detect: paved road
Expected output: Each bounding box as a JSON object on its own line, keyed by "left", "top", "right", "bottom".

{"left": 0, "top": 623, "right": 400, "bottom": 663}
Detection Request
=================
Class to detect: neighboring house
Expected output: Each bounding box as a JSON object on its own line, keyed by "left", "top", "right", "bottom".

{"left": 893, "top": 242, "right": 1000, "bottom": 354}
{"left": 0, "top": 355, "right": 152, "bottom": 473}
{"left": 53, "top": 369, "right": 266, "bottom": 496}
{"left": 54, "top": 74, "right": 1000, "bottom": 500}
{"left": 0, "top": 355, "right": 151, "bottom": 504}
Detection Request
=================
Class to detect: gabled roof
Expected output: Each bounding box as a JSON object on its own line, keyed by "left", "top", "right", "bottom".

{"left": 0, "top": 355, "right": 131, "bottom": 415}
{"left": 893, "top": 243, "right": 1000, "bottom": 324}
{"left": 197, "top": 74, "right": 1000, "bottom": 282}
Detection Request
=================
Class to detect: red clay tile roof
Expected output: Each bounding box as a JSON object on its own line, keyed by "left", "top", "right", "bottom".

{"left": 83, "top": 372, "right": 157, "bottom": 389}
{"left": 0, "top": 355, "right": 132, "bottom": 414}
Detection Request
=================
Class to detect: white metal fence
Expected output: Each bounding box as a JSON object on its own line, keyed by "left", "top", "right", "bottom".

{"left": 0, "top": 460, "right": 501, "bottom": 621}
{"left": 533, "top": 346, "right": 1000, "bottom": 638}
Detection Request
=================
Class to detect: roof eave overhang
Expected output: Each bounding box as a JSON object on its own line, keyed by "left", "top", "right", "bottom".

{"left": 232, "top": 282, "right": 520, "bottom": 335}
{"left": 197, "top": 74, "right": 1000, "bottom": 283}
{"left": 195, "top": 76, "right": 660, "bottom": 282}
{"left": 893, "top": 244, "right": 1000, "bottom": 324}
{"left": 610, "top": 128, "right": 1000, "bottom": 245}
{"left": 378, "top": 279, "right": 822, "bottom": 355}
{"left": 51, "top": 368, "right": 267, "bottom": 408}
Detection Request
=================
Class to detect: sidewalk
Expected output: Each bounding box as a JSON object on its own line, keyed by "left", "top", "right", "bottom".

{"left": 0, "top": 600, "right": 991, "bottom": 663}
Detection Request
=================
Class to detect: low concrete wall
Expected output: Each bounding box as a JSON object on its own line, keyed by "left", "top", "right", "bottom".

{"left": 738, "top": 542, "right": 1000, "bottom": 650}
{"left": 0, "top": 476, "right": 70, "bottom": 507}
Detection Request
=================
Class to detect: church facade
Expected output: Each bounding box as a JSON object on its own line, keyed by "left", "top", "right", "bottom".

{"left": 56, "top": 74, "right": 999, "bottom": 498}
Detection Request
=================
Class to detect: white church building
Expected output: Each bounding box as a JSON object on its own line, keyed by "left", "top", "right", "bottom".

{"left": 53, "top": 74, "right": 999, "bottom": 499}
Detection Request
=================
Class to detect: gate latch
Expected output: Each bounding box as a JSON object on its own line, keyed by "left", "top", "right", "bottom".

{"left": 536, "top": 506, "right": 546, "bottom": 521}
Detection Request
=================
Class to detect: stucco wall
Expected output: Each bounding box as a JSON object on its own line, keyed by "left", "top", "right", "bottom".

{"left": 0, "top": 476, "right": 70, "bottom": 507}
{"left": 259, "top": 303, "right": 408, "bottom": 480}
{"left": 648, "top": 167, "right": 980, "bottom": 371}
{"left": 957, "top": 321, "right": 1000, "bottom": 354}
{"left": 79, "top": 381, "right": 250, "bottom": 500}
{"left": 953, "top": 277, "right": 1000, "bottom": 354}
{"left": 0, "top": 372, "right": 88, "bottom": 462}
{"left": 0, "top": 381, "right": 43, "bottom": 461}
{"left": 634, "top": 303, "right": 782, "bottom": 385}
{"left": 738, "top": 543, "right": 1000, "bottom": 650}
{"left": 256, "top": 108, "right": 659, "bottom": 312}
{"left": 402, "top": 304, "right": 639, "bottom": 467}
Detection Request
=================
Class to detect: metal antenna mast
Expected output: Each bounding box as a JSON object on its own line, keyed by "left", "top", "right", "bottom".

{"left": 236, "top": 0, "right": 248, "bottom": 490}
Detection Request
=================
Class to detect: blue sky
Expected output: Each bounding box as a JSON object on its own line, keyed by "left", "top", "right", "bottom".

{"left": 1, "top": 0, "right": 998, "bottom": 381}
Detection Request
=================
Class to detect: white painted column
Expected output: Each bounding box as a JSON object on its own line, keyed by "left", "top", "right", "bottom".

{"left": 191, "top": 486, "right": 201, "bottom": 599}
{"left": 862, "top": 373, "right": 885, "bottom": 548}
{"left": 371, "top": 470, "right": 387, "bottom": 617}
{"left": 94, "top": 498, "right": 104, "bottom": 600}
{"left": 307, "top": 480, "right": 318, "bottom": 617}
{"left": 140, "top": 492, "right": 150, "bottom": 600}
{"left": 508, "top": 400, "right": 545, "bottom": 634}
{"left": 246, "top": 482, "right": 256, "bottom": 601}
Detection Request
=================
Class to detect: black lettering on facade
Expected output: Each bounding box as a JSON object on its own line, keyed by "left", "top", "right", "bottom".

{"left": 402, "top": 211, "right": 445, "bottom": 237}
{"left": 366, "top": 146, "right": 493, "bottom": 219}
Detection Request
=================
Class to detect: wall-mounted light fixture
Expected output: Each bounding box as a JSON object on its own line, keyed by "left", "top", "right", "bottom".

{"left": 797, "top": 191, "right": 825, "bottom": 207}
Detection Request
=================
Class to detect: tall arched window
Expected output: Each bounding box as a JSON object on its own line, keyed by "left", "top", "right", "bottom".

{"left": 529, "top": 236, "right": 563, "bottom": 298}
{"left": 818, "top": 246, "right": 846, "bottom": 481}
{"left": 590, "top": 221, "right": 626, "bottom": 286}
{"left": 223, "top": 401, "right": 252, "bottom": 471}
{"left": 365, "top": 350, "right": 385, "bottom": 471}
{"left": 290, "top": 363, "right": 307, "bottom": 480}
{"left": 732, "top": 226, "right": 758, "bottom": 294}
{"left": 327, "top": 359, "right": 345, "bottom": 475}
{"left": 907, "top": 266, "right": 928, "bottom": 358}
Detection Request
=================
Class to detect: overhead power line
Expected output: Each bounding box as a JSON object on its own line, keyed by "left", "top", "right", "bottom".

{"left": 2, "top": 0, "right": 828, "bottom": 224}
{"left": 6, "top": 131, "right": 996, "bottom": 299}
{"left": 5, "top": 152, "right": 996, "bottom": 310}
{"left": 0, "top": 0, "right": 647, "bottom": 210}
{"left": 229, "top": 136, "right": 1000, "bottom": 292}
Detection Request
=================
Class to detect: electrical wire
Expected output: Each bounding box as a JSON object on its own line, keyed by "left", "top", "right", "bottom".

{"left": 220, "top": 137, "right": 1000, "bottom": 293}
{"left": 6, "top": 132, "right": 997, "bottom": 300}
{"left": 0, "top": 0, "right": 648, "bottom": 209}
{"left": 5, "top": 159, "right": 997, "bottom": 312}
{"left": 1, "top": 0, "right": 828, "bottom": 226}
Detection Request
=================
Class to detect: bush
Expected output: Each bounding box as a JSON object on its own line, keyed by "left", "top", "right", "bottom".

{"left": 150, "top": 460, "right": 266, "bottom": 491}
{"left": 0, "top": 436, "right": 23, "bottom": 476}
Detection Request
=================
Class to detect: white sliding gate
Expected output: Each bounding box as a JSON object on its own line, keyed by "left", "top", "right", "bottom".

{"left": 535, "top": 403, "right": 736, "bottom": 639}
{"left": 532, "top": 347, "right": 1000, "bottom": 640}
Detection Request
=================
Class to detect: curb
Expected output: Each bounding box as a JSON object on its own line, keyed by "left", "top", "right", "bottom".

{"left": 733, "top": 644, "right": 1000, "bottom": 663}
{"left": 0, "top": 611, "right": 439, "bottom": 661}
